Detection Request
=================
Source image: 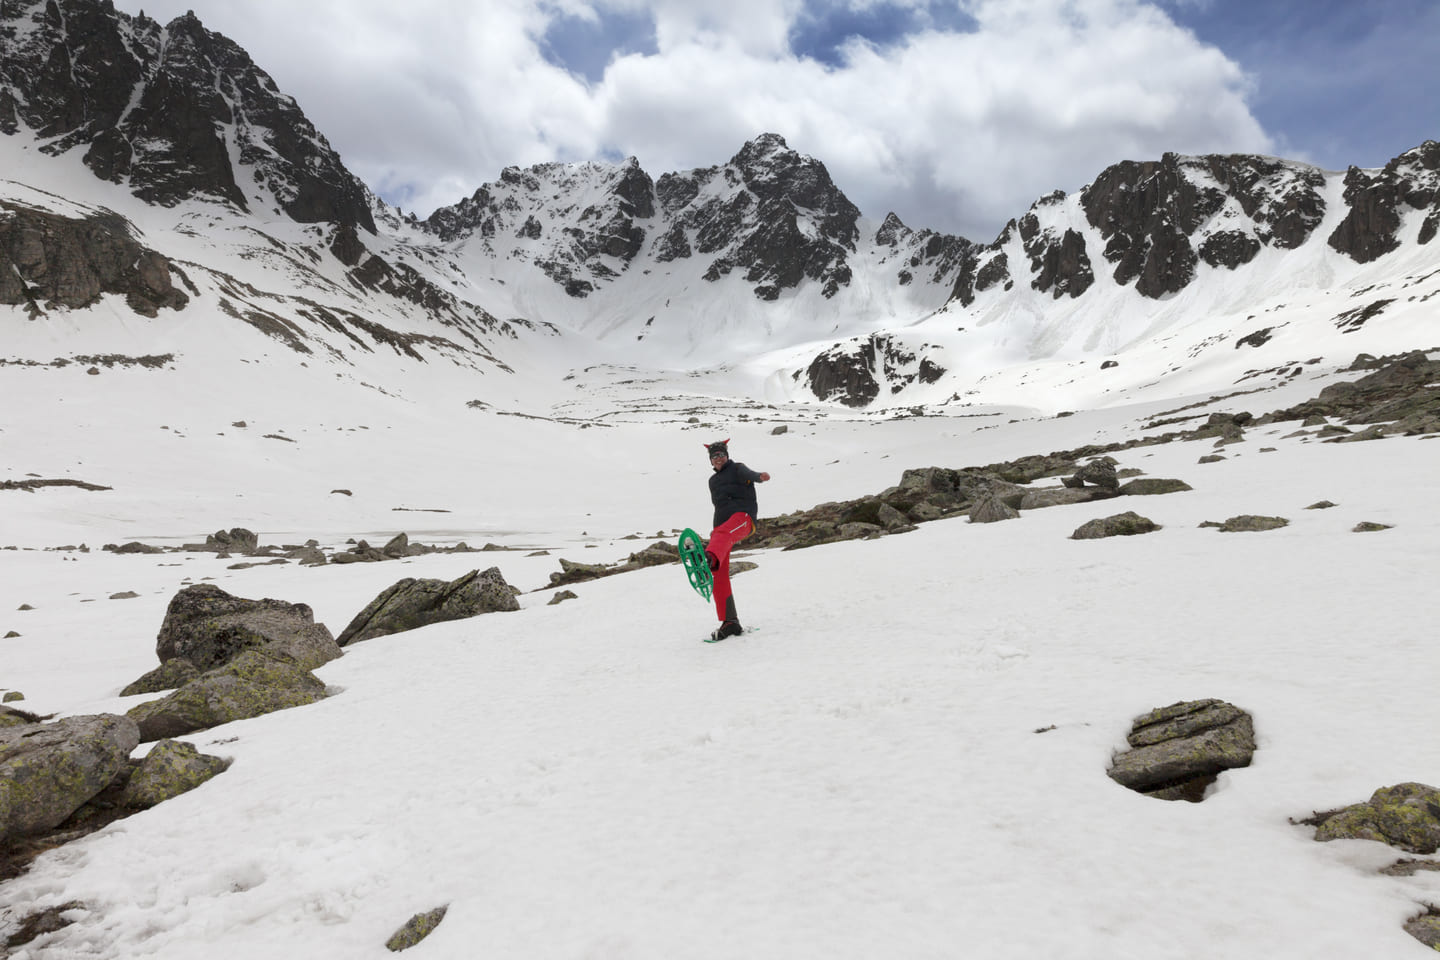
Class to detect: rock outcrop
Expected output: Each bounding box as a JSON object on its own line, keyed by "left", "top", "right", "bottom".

{"left": 1107, "top": 700, "right": 1256, "bottom": 801}
{"left": 0, "top": 714, "right": 140, "bottom": 843}
{"left": 337, "top": 568, "right": 520, "bottom": 645}
{"left": 1, "top": 0, "right": 375, "bottom": 231}
{"left": 153, "top": 584, "right": 340, "bottom": 673}
{"left": 1311, "top": 782, "right": 1440, "bottom": 854}
{"left": 0, "top": 200, "right": 190, "bottom": 318}
{"left": 126, "top": 648, "right": 328, "bottom": 741}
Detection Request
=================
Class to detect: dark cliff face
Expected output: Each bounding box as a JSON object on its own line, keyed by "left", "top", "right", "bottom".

{"left": 0, "top": 199, "right": 190, "bottom": 318}
{"left": 1329, "top": 140, "right": 1440, "bottom": 260}
{"left": 1, "top": 0, "right": 375, "bottom": 232}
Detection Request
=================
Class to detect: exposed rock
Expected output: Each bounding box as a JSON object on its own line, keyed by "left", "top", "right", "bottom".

{"left": 118, "top": 739, "right": 231, "bottom": 808}
{"left": 154, "top": 583, "right": 340, "bottom": 672}
{"left": 337, "top": 568, "right": 519, "bottom": 645}
{"left": 0, "top": 200, "right": 189, "bottom": 318}
{"left": 1, "top": 3, "right": 375, "bottom": 231}
{"left": 1070, "top": 511, "right": 1160, "bottom": 540}
{"left": 1206, "top": 515, "right": 1289, "bottom": 532}
{"left": 386, "top": 905, "right": 449, "bottom": 952}
{"left": 1352, "top": 521, "right": 1393, "bottom": 532}
{"left": 1405, "top": 908, "right": 1440, "bottom": 950}
{"left": 1068, "top": 458, "right": 1119, "bottom": 489}
{"left": 804, "top": 334, "right": 946, "bottom": 407}
{"left": 1107, "top": 700, "right": 1255, "bottom": 801}
{"left": 548, "top": 590, "right": 579, "bottom": 606}
{"left": 969, "top": 495, "right": 1019, "bottom": 524}
{"left": 126, "top": 648, "right": 327, "bottom": 741}
{"left": 200, "top": 527, "right": 259, "bottom": 555}
{"left": 2, "top": 692, "right": 23, "bottom": 703}
{"left": 0, "top": 714, "right": 140, "bottom": 843}
{"left": 1312, "top": 783, "right": 1440, "bottom": 853}
{"left": 1019, "top": 486, "right": 1108, "bottom": 510}
{"left": 120, "top": 658, "right": 200, "bottom": 696}
{"left": 1118, "top": 478, "right": 1192, "bottom": 496}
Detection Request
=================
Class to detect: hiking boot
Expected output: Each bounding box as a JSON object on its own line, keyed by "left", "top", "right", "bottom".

{"left": 710, "top": 620, "right": 744, "bottom": 642}
{"left": 705, "top": 550, "right": 719, "bottom": 572}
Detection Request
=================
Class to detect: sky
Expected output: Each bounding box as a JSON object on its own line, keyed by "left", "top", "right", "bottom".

{"left": 106, "top": 0, "right": 1438, "bottom": 242}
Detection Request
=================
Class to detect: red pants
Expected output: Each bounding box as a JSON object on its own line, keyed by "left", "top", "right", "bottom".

{"left": 707, "top": 512, "right": 754, "bottom": 622}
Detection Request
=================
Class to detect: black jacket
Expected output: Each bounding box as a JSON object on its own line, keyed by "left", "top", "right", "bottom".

{"left": 710, "top": 460, "right": 763, "bottom": 528}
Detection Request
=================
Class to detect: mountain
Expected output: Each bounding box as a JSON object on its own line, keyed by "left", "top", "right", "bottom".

{"left": 2, "top": 0, "right": 1438, "bottom": 417}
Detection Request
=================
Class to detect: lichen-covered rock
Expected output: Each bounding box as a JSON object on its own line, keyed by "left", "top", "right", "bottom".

{"left": 337, "top": 568, "right": 519, "bottom": 645}
{"left": 1108, "top": 700, "right": 1255, "bottom": 802}
{"left": 1070, "top": 511, "right": 1161, "bottom": 540}
{"left": 119, "top": 739, "right": 231, "bottom": 808}
{"left": 1209, "top": 515, "right": 1290, "bottom": 532}
{"left": 386, "top": 905, "right": 449, "bottom": 952}
{"left": 0, "top": 714, "right": 140, "bottom": 842}
{"left": 126, "top": 649, "right": 328, "bottom": 742}
{"left": 1070, "top": 458, "right": 1119, "bottom": 489}
{"left": 1118, "top": 478, "right": 1193, "bottom": 496}
{"left": 120, "top": 658, "right": 200, "bottom": 696}
{"left": 969, "top": 495, "right": 1019, "bottom": 524}
{"left": 1313, "top": 782, "right": 1440, "bottom": 854}
{"left": 1405, "top": 908, "right": 1440, "bottom": 949}
{"left": 155, "top": 584, "right": 340, "bottom": 672}
{"left": 1019, "top": 486, "right": 1108, "bottom": 510}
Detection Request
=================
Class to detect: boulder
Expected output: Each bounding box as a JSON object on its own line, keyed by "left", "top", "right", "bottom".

{"left": 969, "top": 495, "right": 1019, "bottom": 524}
{"left": 1312, "top": 782, "right": 1440, "bottom": 854}
{"left": 120, "top": 657, "right": 200, "bottom": 696}
{"left": 126, "top": 648, "right": 328, "bottom": 741}
{"left": 1020, "top": 486, "right": 1108, "bottom": 510}
{"left": 1406, "top": 909, "right": 1440, "bottom": 950}
{"left": 154, "top": 583, "right": 341, "bottom": 672}
{"left": 1206, "top": 515, "right": 1290, "bottom": 533}
{"left": 1070, "top": 458, "right": 1119, "bottom": 489}
{"left": 204, "top": 527, "right": 259, "bottom": 555}
{"left": 1, "top": 714, "right": 140, "bottom": 843}
{"left": 118, "top": 739, "right": 231, "bottom": 808}
{"left": 1070, "top": 511, "right": 1161, "bottom": 540}
{"left": 337, "top": 567, "right": 519, "bottom": 645}
{"left": 1118, "top": 478, "right": 1192, "bottom": 496}
{"left": 386, "top": 905, "right": 449, "bottom": 952}
{"left": 1107, "top": 700, "right": 1256, "bottom": 801}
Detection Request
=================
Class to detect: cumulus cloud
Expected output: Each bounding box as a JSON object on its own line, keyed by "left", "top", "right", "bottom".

{"left": 118, "top": 0, "right": 1273, "bottom": 240}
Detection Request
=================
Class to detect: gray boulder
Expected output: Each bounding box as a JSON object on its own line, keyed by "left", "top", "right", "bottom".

{"left": 969, "top": 495, "right": 1019, "bottom": 524}
{"left": 1019, "top": 486, "right": 1108, "bottom": 510}
{"left": 1071, "top": 511, "right": 1161, "bottom": 540}
{"left": 154, "top": 583, "right": 341, "bottom": 672}
{"left": 119, "top": 739, "right": 231, "bottom": 808}
{"left": 1, "top": 714, "right": 140, "bottom": 843}
{"left": 1107, "top": 700, "right": 1256, "bottom": 801}
{"left": 386, "top": 905, "right": 449, "bottom": 952}
{"left": 120, "top": 657, "right": 200, "bottom": 696}
{"left": 337, "top": 567, "right": 520, "bottom": 646}
{"left": 1407, "top": 909, "right": 1440, "bottom": 950}
{"left": 1312, "top": 782, "right": 1440, "bottom": 854}
{"left": 1068, "top": 458, "right": 1119, "bottom": 489}
{"left": 1204, "top": 515, "right": 1290, "bottom": 532}
{"left": 1118, "top": 478, "right": 1193, "bottom": 496}
{"left": 126, "top": 648, "right": 328, "bottom": 742}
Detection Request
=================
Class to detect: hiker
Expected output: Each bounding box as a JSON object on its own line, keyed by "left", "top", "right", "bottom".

{"left": 704, "top": 439, "right": 770, "bottom": 641}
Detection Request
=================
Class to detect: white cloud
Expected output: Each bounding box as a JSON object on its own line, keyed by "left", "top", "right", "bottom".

{"left": 115, "top": 0, "right": 1272, "bottom": 239}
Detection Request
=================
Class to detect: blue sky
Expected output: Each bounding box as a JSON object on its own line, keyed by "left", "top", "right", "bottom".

{"left": 114, "top": 0, "right": 1438, "bottom": 240}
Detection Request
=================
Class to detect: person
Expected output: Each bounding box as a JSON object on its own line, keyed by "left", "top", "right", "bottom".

{"left": 703, "top": 439, "right": 770, "bottom": 641}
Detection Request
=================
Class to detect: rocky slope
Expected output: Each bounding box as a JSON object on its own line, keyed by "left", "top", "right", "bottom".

{"left": 2, "top": 0, "right": 1437, "bottom": 410}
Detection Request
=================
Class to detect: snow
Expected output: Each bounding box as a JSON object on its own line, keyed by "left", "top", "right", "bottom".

{"left": 3, "top": 327, "right": 1440, "bottom": 957}
{"left": 4, "top": 119, "right": 1440, "bottom": 958}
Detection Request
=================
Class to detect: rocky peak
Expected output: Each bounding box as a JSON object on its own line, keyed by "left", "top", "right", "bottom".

{"left": 0, "top": 0, "right": 375, "bottom": 232}
{"left": 1329, "top": 140, "right": 1440, "bottom": 259}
